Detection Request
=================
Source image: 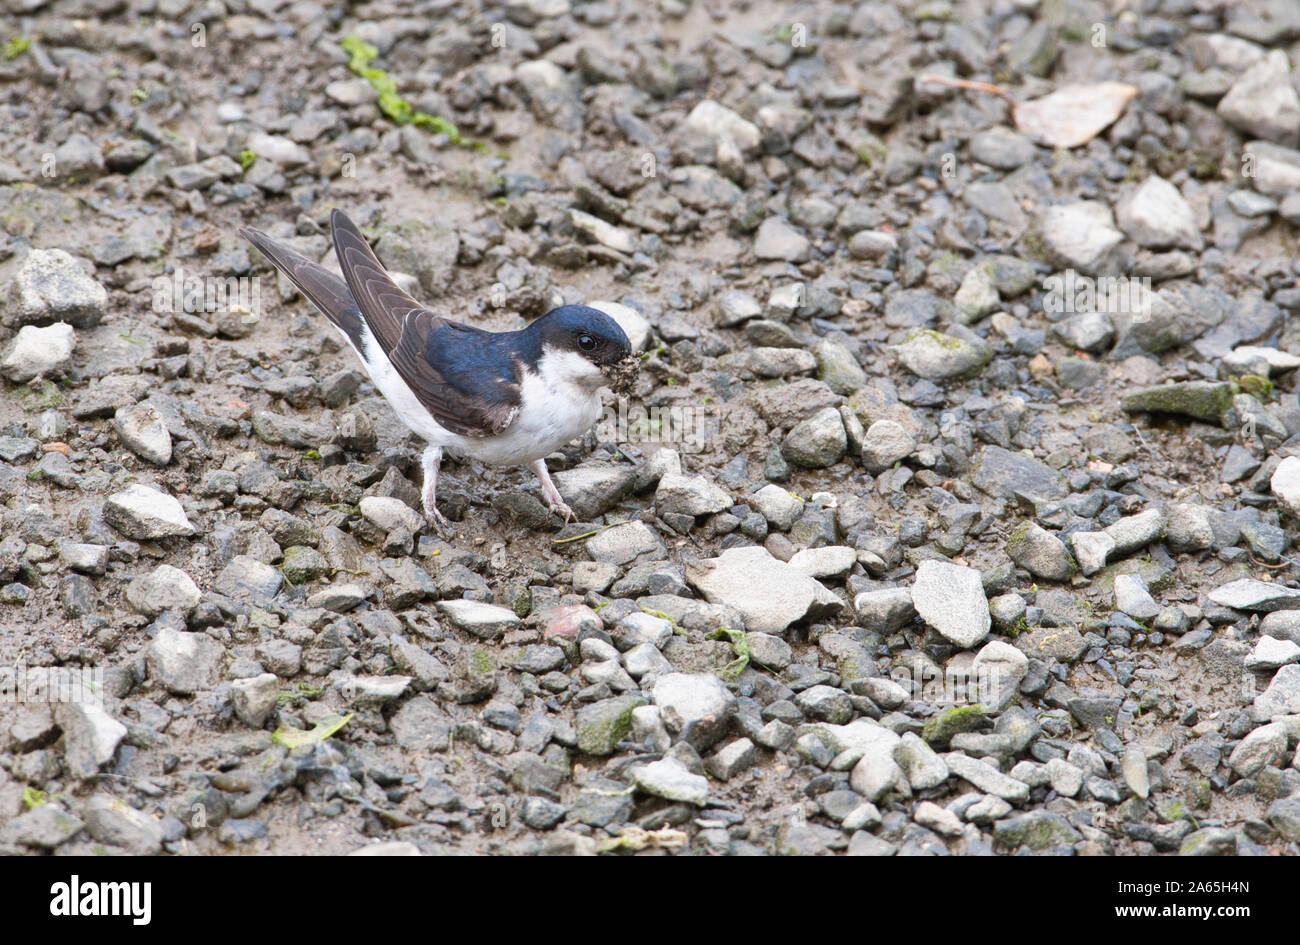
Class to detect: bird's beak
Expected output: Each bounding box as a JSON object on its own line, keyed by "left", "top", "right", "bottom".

{"left": 602, "top": 356, "right": 640, "bottom": 395}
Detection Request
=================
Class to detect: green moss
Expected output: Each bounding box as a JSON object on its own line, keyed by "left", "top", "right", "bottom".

{"left": 1236, "top": 374, "right": 1273, "bottom": 400}
{"left": 3, "top": 38, "right": 30, "bottom": 60}
{"left": 1120, "top": 381, "right": 1236, "bottom": 424}
{"left": 21, "top": 786, "right": 47, "bottom": 809}
{"left": 921, "top": 705, "right": 986, "bottom": 746}
{"left": 340, "top": 36, "right": 482, "bottom": 151}
{"left": 856, "top": 140, "right": 887, "bottom": 167}
{"left": 912, "top": 329, "right": 969, "bottom": 353}
{"left": 711, "top": 627, "right": 750, "bottom": 681}
{"left": 1188, "top": 151, "right": 1221, "bottom": 180}
{"left": 277, "top": 682, "right": 323, "bottom": 706}
{"left": 1017, "top": 229, "right": 1053, "bottom": 266}
{"left": 470, "top": 647, "right": 494, "bottom": 676}
{"left": 16, "top": 380, "right": 64, "bottom": 410}
{"left": 1005, "top": 520, "right": 1034, "bottom": 553}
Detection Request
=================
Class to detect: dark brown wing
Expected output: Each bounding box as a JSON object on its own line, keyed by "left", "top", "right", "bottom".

{"left": 329, "top": 210, "right": 522, "bottom": 438}
{"left": 239, "top": 226, "right": 369, "bottom": 352}
{"left": 328, "top": 208, "right": 424, "bottom": 354}
{"left": 387, "top": 309, "right": 522, "bottom": 437}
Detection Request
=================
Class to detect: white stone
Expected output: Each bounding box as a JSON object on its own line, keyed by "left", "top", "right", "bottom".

{"left": 435, "top": 599, "right": 523, "bottom": 639}
{"left": 686, "top": 545, "right": 840, "bottom": 634}
{"left": 1039, "top": 201, "right": 1123, "bottom": 273}
{"left": 1, "top": 322, "right": 74, "bottom": 382}
{"left": 633, "top": 756, "right": 709, "bottom": 806}
{"left": 1116, "top": 175, "right": 1204, "bottom": 250}
{"left": 911, "top": 560, "right": 990, "bottom": 648}
{"left": 360, "top": 496, "right": 423, "bottom": 534}
{"left": 103, "top": 484, "right": 194, "bottom": 539}
{"left": 751, "top": 483, "right": 804, "bottom": 530}
{"left": 788, "top": 545, "right": 857, "bottom": 579}
{"left": 589, "top": 299, "right": 650, "bottom": 352}
{"left": 569, "top": 209, "right": 636, "bottom": 254}
{"left": 860, "top": 419, "right": 915, "bottom": 473}
{"left": 685, "top": 100, "right": 761, "bottom": 153}
{"left": 1069, "top": 530, "right": 1115, "bottom": 576}
{"left": 1246, "top": 635, "right": 1300, "bottom": 671}
{"left": 124, "top": 564, "right": 200, "bottom": 616}
{"left": 1271, "top": 455, "right": 1300, "bottom": 517}
{"left": 1218, "top": 50, "right": 1300, "bottom": 145}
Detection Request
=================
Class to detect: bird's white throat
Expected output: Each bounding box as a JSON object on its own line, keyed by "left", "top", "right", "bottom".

{"left": 537, "top": 347, "right": 607, "bottom": 390}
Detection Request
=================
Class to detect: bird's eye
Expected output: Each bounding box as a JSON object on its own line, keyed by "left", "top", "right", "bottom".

{"left": 578, "top": 334, "right": 597, "bottom": 351}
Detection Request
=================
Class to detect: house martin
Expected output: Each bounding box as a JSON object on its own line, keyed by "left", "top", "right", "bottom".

{"left": 240, "top": 209, "right": 637, "bottom": 527}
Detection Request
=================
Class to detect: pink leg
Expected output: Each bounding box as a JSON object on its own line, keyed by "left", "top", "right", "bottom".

{"left": 421, "top": 446, "right": 451, "bottom": 530}
{"left": 529, "top": 458, "right": 574, "bottom": 522}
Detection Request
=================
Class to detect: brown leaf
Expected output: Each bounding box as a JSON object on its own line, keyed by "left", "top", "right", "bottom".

{"left": 1011, "top": 82, "right": 1139, "bottom": 149}
{"left": 918, "top": 76, "right": 1138, "bottom": 150}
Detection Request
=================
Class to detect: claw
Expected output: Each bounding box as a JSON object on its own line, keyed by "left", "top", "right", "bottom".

{"left": 530, "top": 458, "right": 575, "bottom": 527}
{"left": 425, "top": 507, "right": 452, "bottom": 533}
{"left": 548, "top": 499, "right": 575, "bottom": 523}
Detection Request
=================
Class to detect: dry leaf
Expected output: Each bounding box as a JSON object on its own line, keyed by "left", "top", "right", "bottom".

{"left": 920, "top": 77, "right": 1138, "bottom": 149}
{"left": 272, "top": 713, "right": 352, "bottom": 749}
{"left": 1012, "top": 81, "right": 1139, "bottom": 149}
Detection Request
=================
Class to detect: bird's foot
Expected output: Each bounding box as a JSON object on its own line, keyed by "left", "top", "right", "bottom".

{"left": 423, "top": 495, "right": 453, "bottom": 533}
{"left": 529, "top": 458, "right": 574, "bottom": 526}
{"left": 547, "top": 498, "right": 575, "bottom": 523}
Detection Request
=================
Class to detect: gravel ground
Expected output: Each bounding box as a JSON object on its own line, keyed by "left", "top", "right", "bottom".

{"left": 1, "top": 0, "right": 1300, "bottom": 856}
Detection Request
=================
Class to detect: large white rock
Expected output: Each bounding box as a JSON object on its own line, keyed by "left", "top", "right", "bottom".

{"left": 125, "top": 564, "right": 200, "bottom": 616}
{"left": 1218, "top": 50, "right": 1300, "bottom": 145}
{"left": 1039, "top": 201, "right": 1123, "bottom": 273}
{"left": 633, "top": 756, "right": 709, "bottom": 806}
{"left": 113, "top": 402, "right": 172, "bottom": 465}
{"left": 1, "top": 322, "right": 75, "bottom": 382}
{"left": 1116, "top": 175, "right": 1204, "bottom": 251}
{"left": 55, "top": 701, "right": 128, "bottom": 779}
{"left": 652, "top": 672, "right": 736, "bottom": 749}
{"left": 435, "top": 599, "right": 522, "bottom": 640}
{"left": 1271, "top": 455, "right": 1300, "bottom": 516}
{"left": 589, "top": 299, "right": 650, "bottom": 353}
{"left": 4, "top": 249, "right": 107, "bottom": 328}
{"left": 654, "top": 473, "right": 731, "bottom": 517}
{"left": 685, "top": 545, "right": 841, "bottom": 634}
{"left": 685, "top": 100, "right": 761, "bottom": 153}
{"left": 911, "top": 560, "right": 990, "bottom": 649}
{"left": 360, "top": 496, "right": 423, "bottom": 534}
{"left": 103, "top": 484, "right": 195, "bottom": 539}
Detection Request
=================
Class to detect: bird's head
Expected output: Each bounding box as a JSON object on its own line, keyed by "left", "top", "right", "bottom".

{"left": 533, "top": 305, "right": 638, "bottom": 394}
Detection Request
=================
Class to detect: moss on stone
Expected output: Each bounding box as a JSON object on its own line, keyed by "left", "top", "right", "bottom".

{"left": 1121, "top": 381, "right": 1236, "bottom": 424}
{"left": 921, "top": 705, "right": 987, "bottom": 746}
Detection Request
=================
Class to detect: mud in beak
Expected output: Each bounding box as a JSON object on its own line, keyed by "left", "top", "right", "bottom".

{"left": 602, "top": 356, "right": 640, "bottom": 396}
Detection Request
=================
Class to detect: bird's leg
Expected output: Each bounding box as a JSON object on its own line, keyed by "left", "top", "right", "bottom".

{"left": 529, "top": 458, "right": 574, "bottom": 522}
{"left": 420, "top": 445, "right": 452, "bottom": 530}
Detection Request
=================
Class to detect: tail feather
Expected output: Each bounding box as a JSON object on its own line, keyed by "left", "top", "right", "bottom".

{"left": 239, "top": 226, "right": 367, "bottom": 351}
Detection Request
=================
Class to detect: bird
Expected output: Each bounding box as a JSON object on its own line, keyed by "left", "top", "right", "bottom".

{"left": 239, "top": 209, "right": 638, "bottom": 528}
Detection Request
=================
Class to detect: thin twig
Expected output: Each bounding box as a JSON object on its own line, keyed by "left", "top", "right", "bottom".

{"left": 919, "top": 74, "right": 1018, "bottom": 105}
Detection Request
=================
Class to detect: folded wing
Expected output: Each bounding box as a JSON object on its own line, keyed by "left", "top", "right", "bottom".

{"left": 242, "top": 213, "right": 522, "bottom": 438}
